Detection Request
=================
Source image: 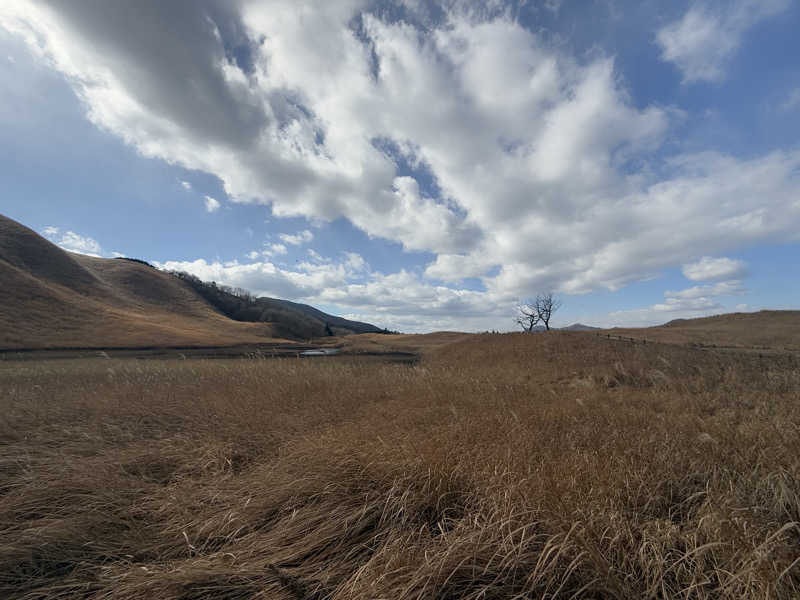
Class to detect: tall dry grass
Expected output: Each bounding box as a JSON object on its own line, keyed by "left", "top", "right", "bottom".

{"left": 1, "top": 332, "right": 799, "bottom": 599}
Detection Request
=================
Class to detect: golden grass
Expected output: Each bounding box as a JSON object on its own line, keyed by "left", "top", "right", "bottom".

{"left": 327, "top": 331, "right": 473, "bottom": 356}
{"left": 0, "top": 215, "right": 285, "bottom": 349}
{"left": 1, "top": 332, "right": 799, "bottom": 598}
{"left": 0, "top": 259, "right": 281, "bottom": 348}
{"left": 610, "top": 310, "right": 800, "bottom": 351}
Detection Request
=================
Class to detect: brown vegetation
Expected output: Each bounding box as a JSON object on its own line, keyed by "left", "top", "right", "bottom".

{"left": 2, "top": 332, "right": 799, "bottom": 598}
{"left": 610, "top": 310, "right": 800, "bottom": 351}
{"left": 1, "top": 214, "right": 381, "bottom": 349}
{"left": 0, "top": 215, "right": 284, "bottom": 349}
{"left": 329, "top": 331, "right": 473, "bottom": 356}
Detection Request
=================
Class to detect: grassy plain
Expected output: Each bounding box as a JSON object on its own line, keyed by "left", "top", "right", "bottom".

{"left": 1, "top": 332, "right": 799, "bottom": 599}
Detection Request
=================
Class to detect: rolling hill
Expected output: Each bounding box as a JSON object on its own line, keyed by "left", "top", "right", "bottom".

{"left": 0, "top": 214, "right": 381, "bottom": 349}
{"left": 610, "top": 310, "right": 800, "bottom": 350}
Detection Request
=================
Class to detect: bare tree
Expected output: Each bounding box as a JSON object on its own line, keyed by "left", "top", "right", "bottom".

{"left": 515, "top": 302, "right": 540, "bottom": 332}
{"left": 535, "top": 293, "right": 561, "bottom": 330}
{"left": 515, "top": 293, "right": 562, "bottom": 331}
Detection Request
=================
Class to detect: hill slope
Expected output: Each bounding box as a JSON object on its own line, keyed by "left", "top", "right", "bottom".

{"left": 265, "top": 297, "right": 381, "bottom": 335}
{"left": 169, "top": 270, "right": 382, "bottom": 339}
{"left": 610, "top": 310, "right": 800, "bottom": 350}
{"left": 0, "top": 214, "right": 380, "bottom": 349}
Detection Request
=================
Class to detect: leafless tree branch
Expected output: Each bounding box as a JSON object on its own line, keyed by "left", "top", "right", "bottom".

{"left": 515, "top": 293, "right": 561, "bottom": 331}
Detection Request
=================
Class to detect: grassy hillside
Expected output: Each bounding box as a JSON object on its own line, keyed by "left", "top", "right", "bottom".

{"left": 2, "top": 332, "right": 799, "bottom": 598}
{"left": 610, "top": 310, "right": 800, "bottom": 350}
{"left": 169, "top": 270, "right": 382, "bottom": 340}
{"left": 266, "top": 297, "right": 383, "bottom": 335}
{"left": 0, "top": 214, "right": 380, "bottom": 349}
{"left": 0, "top": 215, "right": 276, "bottom": 348}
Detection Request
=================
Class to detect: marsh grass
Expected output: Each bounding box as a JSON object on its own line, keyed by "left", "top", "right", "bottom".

{"left": 1, "top": 332, "right": 799, "bottom": 598}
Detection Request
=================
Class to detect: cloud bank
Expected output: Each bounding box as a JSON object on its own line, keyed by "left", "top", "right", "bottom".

{"left": 4, "top": 1, "right": 798, "bottom": 328}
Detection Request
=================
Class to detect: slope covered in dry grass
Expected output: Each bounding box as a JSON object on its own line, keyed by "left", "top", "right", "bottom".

{"left": 610, "top": 310, "right": 800, "bottom": 351}
{"left": 2, "top": 332, "right": 799, "bottom": 599}
{"left": 0, "top": 214, "right": 280, "bottom": 348}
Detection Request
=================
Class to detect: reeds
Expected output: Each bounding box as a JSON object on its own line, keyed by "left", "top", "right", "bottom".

{"left": 1, "top": 333, "right": 798, "bottom": 598}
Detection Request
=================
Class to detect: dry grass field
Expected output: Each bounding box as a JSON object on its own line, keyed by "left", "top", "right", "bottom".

{"left": 327, "top": 331, "right": 473, "bottom": 356}
{"left": 609, "top": 311, "right": 800, "bottom": 351}
{"left": 2, "top": 332, "right": 799, "bottom": 599}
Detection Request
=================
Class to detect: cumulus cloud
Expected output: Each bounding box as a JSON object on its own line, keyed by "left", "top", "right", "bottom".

{"left": 664, "top": 279, "right": 746, "bottom": 301}
{"left": 4, "top": 1, "right": 798, "bottom": 327}
{"left": 609, "top": 279, "right": 747, "bottom": 326}
{"left": 204, "top": 196, "right": 221, "bottom": 213}
{"left": 246, "top": 243, "right": 288, "bottom": 259}
{"left": 651, "top": 279, "right": 746, "bottom": 313}
{"left": 656, "top": 0, "right": 789, "bottom": 83}
{"left": 278, "top": 230, "right": 313, "bottom": 246}
{"left": 42, "top": 226, "right": 104, "bottom": 257}
{"left": 682, "top": 256, "right": 747, "bottom": 281}
{"left": 154, "top": 252, "right": 510, "bottom": 332}
{"left": 307, "top": 248, "right": 330, "bottom": 263}
{"left": 180, "top": 180, "right": 192, "bottom": 190}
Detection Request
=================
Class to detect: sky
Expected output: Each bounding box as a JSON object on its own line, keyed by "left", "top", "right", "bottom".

{"left": 1, "top": 0, "right": 799, "bottom": 332}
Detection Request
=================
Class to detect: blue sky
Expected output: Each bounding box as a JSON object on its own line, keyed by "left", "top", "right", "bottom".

{"left": 1, "top": 0, "right": 798, "bottom": 332}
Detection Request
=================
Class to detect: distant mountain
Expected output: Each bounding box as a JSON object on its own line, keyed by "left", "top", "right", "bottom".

{"left": 561, "top": 323, "right": 602, "bottom": 331}
{"left": 0, "top": 213, "right": 381, "bottom": 349}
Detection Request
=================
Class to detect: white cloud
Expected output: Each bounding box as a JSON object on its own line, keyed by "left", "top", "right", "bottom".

{"left": 154, "top": 253, "right": 511, "bottom": 333}
{"left": 608, "top": 279, "right": 747, "bottom": 327}
{"left": 0, "top": 2, "right": 668, "bottom": 276}
{"left": 180, "top": 180, "right": 192, "bottom": 190}
{"left": 343, "top": 251, "right": 367, "bottom": 272}
{"left": 246, "top": 243, "right": 289, "bottom": 260}
{"left": 664, "top": 279, "right": 746, "bottom": 300}
{"left": 278, "top": 229, "right": 313, "bottom": 246}
{"left": 42, "top": 227, "right": 104, "bottom": 257}
{"left": 204, "top": 195, "right": 220, "bottom": 213}
{"left": 4, "top": 2, "right": 799, "bottom": 328}
{"left": 307, "top": 248, "right": 330, "bottom": 263}
{"left": 682, "top": 256, "right": 747, "bottom": 281}
{"left": 652, "top": 296, "right": 722, "bottom": 313}
{"left": 656, "top": 0, "right": 789, "bottom": 83}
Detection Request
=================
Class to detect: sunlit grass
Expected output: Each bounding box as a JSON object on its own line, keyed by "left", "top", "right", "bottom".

{"left": 1, "top": 332, "right": 798, "bottom": 598}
